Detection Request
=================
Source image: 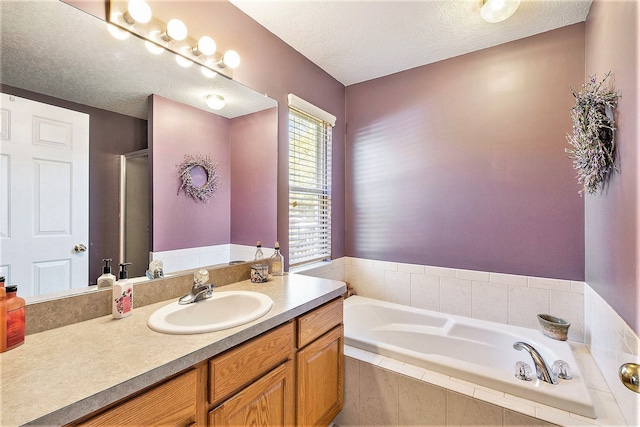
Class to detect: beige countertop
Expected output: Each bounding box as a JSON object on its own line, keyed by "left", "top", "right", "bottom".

{"left": 0, "top": 274, "right": 346, "bottom": 426}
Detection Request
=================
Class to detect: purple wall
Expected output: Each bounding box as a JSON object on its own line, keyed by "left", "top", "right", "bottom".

{"left": 0, "top": 84, "right": 147, "bottom": 284}
{"left": 345, "top": 24, "right": 586, "bottom": 280}
{"left": 230, "top": 108, "right": 278, "bottom": 247}
{"left": 150, "top": 95, "right": 231, "bottom": 251}
{"left": 584, "top": 0, "right": 639, "bottom": 333}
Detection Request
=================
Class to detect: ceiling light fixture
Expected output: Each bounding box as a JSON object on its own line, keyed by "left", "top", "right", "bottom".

{"left": 206, "top": 95, "right": 225, "bottom": 110}
{"left": 122, "top": 0, "right": 152, "bottom": 24}
{"left": 192, "top": 36, "right": 217, "bottom": 56}
{"left": 480, "top": 0, "right": 520, "bottom": 23}
{"left": 162, "top": 18, "right": 188, "bottom": 42}
{"left": 218, "top": 50, "right": 241, "bottom": 69}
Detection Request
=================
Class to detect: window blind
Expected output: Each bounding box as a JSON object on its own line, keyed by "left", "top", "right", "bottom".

{"left": 288, "top": 103, "right": 333, "bottom": 268}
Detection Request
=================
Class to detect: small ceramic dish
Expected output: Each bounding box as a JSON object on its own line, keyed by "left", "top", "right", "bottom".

{"left": 537, "top": 314, "right": 571, "bottom": 341}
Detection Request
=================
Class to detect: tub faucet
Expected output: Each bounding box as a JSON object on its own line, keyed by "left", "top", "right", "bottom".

{"left": 178, "top": 269, "right": 214, "bottom": 305}
{"left": 513, "top": 341, "right": 558, "bottom": 385}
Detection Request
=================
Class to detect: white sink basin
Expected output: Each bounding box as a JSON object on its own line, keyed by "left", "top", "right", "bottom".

{"left": 147, "top": 291, "right": 273, "bottom": 335}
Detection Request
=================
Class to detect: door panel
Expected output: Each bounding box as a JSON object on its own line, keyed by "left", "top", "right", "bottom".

{"left": 0, "top": 93, "right": 89, "bottom": 296}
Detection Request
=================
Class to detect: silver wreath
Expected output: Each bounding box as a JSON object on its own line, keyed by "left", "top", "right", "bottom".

{"left": 177, "top": 154, "right": 221, "bottom": 203}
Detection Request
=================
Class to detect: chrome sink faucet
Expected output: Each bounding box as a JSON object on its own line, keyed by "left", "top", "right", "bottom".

{"left": 513, "top": 341, "right": 558, "bottom": 385}
{"left": 179, "top": 269, "right": 214, "bottom": 305}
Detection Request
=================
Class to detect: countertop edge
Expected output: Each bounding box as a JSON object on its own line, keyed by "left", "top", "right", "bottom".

{"left": 17, "top": 279, "right": 345, "bottom": 426}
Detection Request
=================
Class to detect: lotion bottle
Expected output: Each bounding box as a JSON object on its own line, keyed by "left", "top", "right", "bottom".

{"left": 113, "top": 262, "right": 133, "bottom": 319}
{"left": 1, "top": 284, "right": 25, "bottom": 352}
{"left": 97, "top": 258, "right": 116, "bottom": 289}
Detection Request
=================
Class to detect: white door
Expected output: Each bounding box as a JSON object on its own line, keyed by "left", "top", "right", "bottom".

{"left": 0, "top": 93, "right": 89, "bottom": 297}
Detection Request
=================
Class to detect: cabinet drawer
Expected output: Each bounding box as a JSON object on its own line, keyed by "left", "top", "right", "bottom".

{"left": 74, "top": 369, "right": 197, "bottom": 427}
{"left": 209, "top": 321, "right": 294, "bottom": 403}
{"left": 297, "top": 298, "right": 343, "bottom": 348}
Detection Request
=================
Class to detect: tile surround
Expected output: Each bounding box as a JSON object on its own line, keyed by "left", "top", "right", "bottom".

{"left": 300, "top": 257, "right": 640, "bottom": 426}
{"left": 336, "top": 345, "right": 626, "bottom": 427}
{"left": 302, "top": 257, "right": 586, "bottom": 343}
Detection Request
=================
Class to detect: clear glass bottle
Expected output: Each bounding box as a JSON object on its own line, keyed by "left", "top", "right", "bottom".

{"left": 255, "top": 241, "right": 264, "bottom": 260}
{"left": 271, "top": 241, "right": 284, "bottom": 276}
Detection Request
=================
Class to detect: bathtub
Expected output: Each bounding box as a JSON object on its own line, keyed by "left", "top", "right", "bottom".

{"left": 343, "top": 296, "right": 596, "bottom": 419}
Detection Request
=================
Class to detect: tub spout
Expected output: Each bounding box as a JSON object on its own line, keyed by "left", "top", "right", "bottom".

{"left": 513, "top": 341, "right": 558, "bottom": 385}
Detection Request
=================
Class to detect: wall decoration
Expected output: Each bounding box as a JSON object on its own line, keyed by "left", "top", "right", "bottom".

{"left": 177, "top": 154, "right": 221, "bottom": 202}
{"left": 566, "top": 72, "right": 620, "bottom": 195}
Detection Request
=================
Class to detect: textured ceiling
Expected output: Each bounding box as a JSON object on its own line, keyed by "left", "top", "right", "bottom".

{"left": 229, "top": 0, "right": 593, "bottom": 86}
{"left": 0, "top": 0, "right": 275, "bottom": 119}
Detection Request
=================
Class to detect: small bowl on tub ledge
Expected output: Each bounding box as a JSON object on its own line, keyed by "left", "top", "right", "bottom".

{"left": 537, "top": 314, "right": 571, "bottom": 341}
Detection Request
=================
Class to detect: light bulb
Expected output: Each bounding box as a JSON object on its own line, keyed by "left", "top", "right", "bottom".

{"left": 176, "top": 47, "right": 193, "bottom": 68}
{"left": 206, "top": 95, "right": 225, "bottom": 110}
{"left": 221, "top": 50, "right": 240, "bottom": 69}
{"left": 123, "top": 0, "right": 152, "bottom": 24}
{"left": 145, "top": 40, "right": 164, "bottom": 55}
{"left": 163, "top": 18, "right": 187, "bottom": 41}
{"left": 480, "top": 0, "right": 520, "bottom": 23}
{"left": 145, "top": 30, "right": 164, "bottom": 54}
{"left": 201, "top": 59, "right": 218, "bottom": 78}
{"left": 193, "top": 36, "right": 216, "bottom": 56}
{"left": 107, "top": 22, "right": 130, "bottom": 40}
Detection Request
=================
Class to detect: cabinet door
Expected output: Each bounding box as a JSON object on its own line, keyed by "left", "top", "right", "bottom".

{"left": 296, "top": 325, "right": 344, "bottom": 427}
{"left": 209, "top": 361, "right": 294, "bottom": 427}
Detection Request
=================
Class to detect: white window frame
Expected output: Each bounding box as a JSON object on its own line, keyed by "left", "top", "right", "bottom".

{"left": 288, "top": 94, "right": 335, "bottom": 268}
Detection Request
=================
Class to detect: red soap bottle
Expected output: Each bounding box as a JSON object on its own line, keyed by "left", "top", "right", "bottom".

{"left": 1, "top": 284, "right": 25, "bottom": 352}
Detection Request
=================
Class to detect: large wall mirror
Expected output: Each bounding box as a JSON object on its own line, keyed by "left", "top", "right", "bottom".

{"left": 0, "top": 0, "right": 278, "bottom": 300}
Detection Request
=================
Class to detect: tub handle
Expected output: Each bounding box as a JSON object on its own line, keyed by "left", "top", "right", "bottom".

{"left": 514, "top": 361, "right": 533, "bottom": 381}
{"left": 552, "top": 360, "right": 572, "bottom": 380}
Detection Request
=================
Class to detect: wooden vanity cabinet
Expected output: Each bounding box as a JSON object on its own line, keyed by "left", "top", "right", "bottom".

{"left": 296, "top": 298, "right": 344, "bottom": 427}
{"left": 67, "top": 297, "right": 344, "bottom": 427}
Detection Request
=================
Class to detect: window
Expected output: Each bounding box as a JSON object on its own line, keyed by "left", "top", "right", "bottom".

{"left": 288, "top": 95, "right": 335, "bottom": 268}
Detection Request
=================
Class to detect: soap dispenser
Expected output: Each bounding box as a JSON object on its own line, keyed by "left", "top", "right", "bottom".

{"left": 97, "top": 258, "right": 116, "bottom": 289}
{"left": 113, "top": 262, "right": 133, "bottom": 319}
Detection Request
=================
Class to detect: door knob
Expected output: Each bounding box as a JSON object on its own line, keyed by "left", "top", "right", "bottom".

{"left": 74, "top": 244, "right": 87, "bottom": 253}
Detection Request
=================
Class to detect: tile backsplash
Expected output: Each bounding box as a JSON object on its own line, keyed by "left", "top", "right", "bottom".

{"left": 151, "top": 244, "right": 260, "bottom": 273}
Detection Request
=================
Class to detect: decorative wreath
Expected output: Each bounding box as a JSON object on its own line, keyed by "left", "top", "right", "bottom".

{"left": 565, "top": 72, "right": 620, "bottom": 195}
{"left": 177, "top": 154, "right": 221, "bottom": 203}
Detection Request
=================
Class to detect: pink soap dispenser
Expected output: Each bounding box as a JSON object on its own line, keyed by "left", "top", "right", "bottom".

{"left": 113, "top": 262, "right": 133, "bottom": 319}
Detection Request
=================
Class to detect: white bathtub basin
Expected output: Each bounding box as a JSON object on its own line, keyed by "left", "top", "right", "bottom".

{"left": 148, "top": 291, "right": 273, "bottom": 335}
{"left": 344, "top": 296, "right": 596, "bottom": 418}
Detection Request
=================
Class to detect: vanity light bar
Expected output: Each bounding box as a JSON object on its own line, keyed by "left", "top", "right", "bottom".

{"left": 108, "top": 0, "right": 239, "bottom": 79}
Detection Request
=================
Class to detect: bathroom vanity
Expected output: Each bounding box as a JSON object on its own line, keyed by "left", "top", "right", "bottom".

{"left": 0, "top": 274, "right": 345, "bottom": 426}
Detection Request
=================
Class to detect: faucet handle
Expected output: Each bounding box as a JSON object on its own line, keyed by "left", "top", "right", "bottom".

{"left": 552, "top": 360, "right": 572, "bottom": 380}
{"left": 194, "top": 269, "right": 209, "bottom": 286}
{"left": 515, "top": 361, "right": 533, "bottom": 381}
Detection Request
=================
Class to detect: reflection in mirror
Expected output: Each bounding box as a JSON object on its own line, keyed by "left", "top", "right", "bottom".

{"left": 0, "top": 0, "right": 278, "bottom": 300}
